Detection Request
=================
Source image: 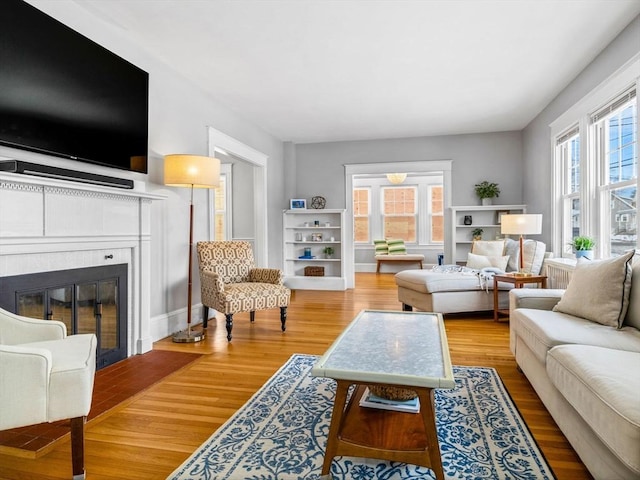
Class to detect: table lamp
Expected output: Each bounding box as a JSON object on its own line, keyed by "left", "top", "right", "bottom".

{"left": 165, "top": 154, "right": 220, "bottom": 342}
{"left": 501, "top": 214, "right": 542, "bottom": 275}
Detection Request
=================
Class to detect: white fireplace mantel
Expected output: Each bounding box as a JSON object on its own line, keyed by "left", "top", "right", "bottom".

{"left": 0, "top": 172, "right": 166, "bottom": 356}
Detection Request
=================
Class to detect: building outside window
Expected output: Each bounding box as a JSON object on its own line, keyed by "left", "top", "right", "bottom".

{"left": 214, "top": 175, "right": 227, "bottom": 241}
{"left": 353, "top": 188, "right": 370, "bottom": 243}
{"left": 382, "top": 186, "right": 417, "bottom": 242}
{"left": 556, "top": 126, "right": 581, "bottom": 251}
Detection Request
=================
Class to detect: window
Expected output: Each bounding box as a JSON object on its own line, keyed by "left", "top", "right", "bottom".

{"left": 592, "top": 90, "right": 637, "bottom": 256}
{"left": 553, "top": 81, "right": 637, "bottom": 259}
{"left": 430, "top": 185, "right": 444, "bottom": 243}
{"left": 556, "top": 126, "right": 581, "bottom": 251}
{"left": 382, "top": 186, "right": 417, "bottom": 241}
{"left": 214, "top": 176, "right": 227, "bottom": 241}
{"left": 353, "top": 188, "right": 370, "bottom": 243}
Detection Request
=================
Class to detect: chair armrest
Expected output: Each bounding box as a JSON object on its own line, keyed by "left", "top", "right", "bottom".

{"left": 249, "top": 268, "right": 284, "bottom": 285}
{"left": 200, "top": 271, "right": 224, "bottom": 292}
{"left": 0, "top": 308, "right": 66, "bottom": 345}
{"left": 509, "top": 288, "right": 565, "bottom": 315}
{"left": 0, "top": 345, "right": 51, "bottom": 429}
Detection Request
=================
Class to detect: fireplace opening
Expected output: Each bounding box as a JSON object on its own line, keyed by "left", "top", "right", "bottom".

{"left": 0, "top": 264, "right": 128, "bottom": 369}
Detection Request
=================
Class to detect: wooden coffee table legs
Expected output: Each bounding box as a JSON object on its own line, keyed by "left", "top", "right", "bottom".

{"left": 321, "top": 381, "right": 445, "bottom": 479}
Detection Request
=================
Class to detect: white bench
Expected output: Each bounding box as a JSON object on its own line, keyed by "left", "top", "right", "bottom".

{"left": 375, "top": 254, "right": 425, "bottom": 273}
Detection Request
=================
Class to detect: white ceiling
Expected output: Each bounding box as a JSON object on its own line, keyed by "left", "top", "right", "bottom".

{"left": 75, "top": 0, "right": 640, "bottom": 144}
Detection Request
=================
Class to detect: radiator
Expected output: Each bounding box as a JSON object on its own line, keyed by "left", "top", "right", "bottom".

{"left": 543, "top": 259, "right": 576, "bottom": 289}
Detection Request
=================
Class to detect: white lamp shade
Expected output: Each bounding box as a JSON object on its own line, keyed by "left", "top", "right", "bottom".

{"left": 164, "top": 154, "right": 220, "bottom": 188}
{"left": 501, "top": 214, "right": 542, "bottom": 235}
{"left": 386, "top": 173, "right": 407, "bottom": 184}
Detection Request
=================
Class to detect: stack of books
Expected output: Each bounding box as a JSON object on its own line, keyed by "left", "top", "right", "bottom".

{"left": 359, "top": 387, "right": 420, "bottom": 413}
{"left": 298, "top": 255, "right": 316, "bottom": 259}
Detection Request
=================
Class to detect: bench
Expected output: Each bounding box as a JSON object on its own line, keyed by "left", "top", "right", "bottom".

{"left": 375, "top": 254, "right": 425, "bottom": 273}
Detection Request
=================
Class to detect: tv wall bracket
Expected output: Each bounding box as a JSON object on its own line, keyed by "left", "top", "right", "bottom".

{"left": 0, "top": 160, "right": 134, "bottom": 189}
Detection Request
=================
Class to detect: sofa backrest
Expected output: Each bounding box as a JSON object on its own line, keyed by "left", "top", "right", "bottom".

{"left": 623, "top": 256, "right": 640, "bottom": 330}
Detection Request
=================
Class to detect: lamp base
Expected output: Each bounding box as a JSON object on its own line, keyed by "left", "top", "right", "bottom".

{"left": 172, "top": 328, "right": 205, "bottom": 343}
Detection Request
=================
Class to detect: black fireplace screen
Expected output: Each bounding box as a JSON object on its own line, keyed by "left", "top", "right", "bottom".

{"left": 0, "top": 264, "right": 127, "bottom": 369}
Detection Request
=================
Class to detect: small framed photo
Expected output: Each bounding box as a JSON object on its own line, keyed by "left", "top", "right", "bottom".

{"left": 496, "top": 210, "right": 510, "bottom": 224}
{"left": 311, "top": 233, "right": 323, "bottom": 242}
{"left": 290, "top": 198, "right": 306, "bottom": 209}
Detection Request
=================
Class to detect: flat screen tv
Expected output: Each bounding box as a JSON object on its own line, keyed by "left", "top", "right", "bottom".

{"left": 0, "top": 0, "right": 149, "bottom": 174}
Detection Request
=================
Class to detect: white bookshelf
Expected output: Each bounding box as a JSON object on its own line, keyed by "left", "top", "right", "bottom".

{"left": 282, "top": 209, "right": 347, "bottom": 290}
{"left": 445, "top": 204, "right": 527, "bottom": 264}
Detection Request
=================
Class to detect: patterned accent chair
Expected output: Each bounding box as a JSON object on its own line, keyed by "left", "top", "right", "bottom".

{"left": 197, "top": 241, "right": 291, "bottom": 341}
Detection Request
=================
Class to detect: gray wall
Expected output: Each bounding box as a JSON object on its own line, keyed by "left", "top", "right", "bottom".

{"left": 522, "top": 15, "right": 640, "bottom": 248}
{"left": 24, "top": 1, "right": 287, "bottom": 331}
{"left": 293, "top": 131, "right": 524, "bottom": 209}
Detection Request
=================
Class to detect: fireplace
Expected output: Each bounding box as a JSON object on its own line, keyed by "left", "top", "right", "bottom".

{"left": 0, "top": 264, "right": 128, "bottom": 369}
{"left": 0, "top": 168, "right": 165, "bottom": 361}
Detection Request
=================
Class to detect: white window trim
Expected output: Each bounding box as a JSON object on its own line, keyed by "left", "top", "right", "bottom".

{"left": 549, "top": 54, "right": 640, "bottom": 256}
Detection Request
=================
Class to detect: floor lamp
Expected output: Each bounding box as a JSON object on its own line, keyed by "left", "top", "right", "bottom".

{"left": 501, "top": 214, "right": 542, "bottom": 275}
{"left": 165, "top": 154, "right": 220, "bottom": 343}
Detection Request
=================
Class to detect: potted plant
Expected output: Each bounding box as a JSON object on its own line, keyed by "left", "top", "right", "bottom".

{"left": 474, "top": 181, "right": 501, "bottom": 205}
{"left": 569, "top": 236, "right": 595, "bottom": 260}
{"left": 323, "top": 246, "right": 335, "bottom": 259}
{"left": 471, "top": 228, "right": 483, "bottom": 240}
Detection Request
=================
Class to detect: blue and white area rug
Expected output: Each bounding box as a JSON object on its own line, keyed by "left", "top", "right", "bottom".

{"left": 168, "top": 354, "right": 555, "bottom": 480}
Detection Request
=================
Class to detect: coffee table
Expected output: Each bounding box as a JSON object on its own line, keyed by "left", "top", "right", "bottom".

{"left": 311, "top": 309, "right": 455, "bottom": 479}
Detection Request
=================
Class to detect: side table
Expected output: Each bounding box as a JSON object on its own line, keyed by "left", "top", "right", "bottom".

{"left": 493, "top": 273, "right": 547, "bottom": 322}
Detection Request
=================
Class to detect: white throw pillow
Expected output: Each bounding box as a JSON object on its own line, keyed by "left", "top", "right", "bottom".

{"left": 467, "top": 253, "right": 509, "bottom": 271}
{"left": 553, "top": 250, "right": 634, "bottom": 328}
{"left": 471, "top": 240, "right": 506, "bottom": 257}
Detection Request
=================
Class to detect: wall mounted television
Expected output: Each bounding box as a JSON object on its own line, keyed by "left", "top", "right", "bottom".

{"left": 0, "top": 0, "right": 149, "bottom": 174}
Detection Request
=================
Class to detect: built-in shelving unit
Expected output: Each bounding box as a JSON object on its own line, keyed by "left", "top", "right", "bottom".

{"left": 446, "top": 204, "right": 527, "bottom": 264}
{"left": 283, "top": 209, "right": 347, "bottom": 290}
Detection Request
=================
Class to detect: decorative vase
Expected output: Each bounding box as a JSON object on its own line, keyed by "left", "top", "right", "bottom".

{"left": 481, "top": 198, "right": 492, "bottom": 206}
{"left": 464, "top": 215, "right": 472, "bottom": 225}
{"left": 575, "top": 250, "right": 594, "bottom": 260}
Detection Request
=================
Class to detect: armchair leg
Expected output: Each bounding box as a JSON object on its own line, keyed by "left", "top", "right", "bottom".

{"left": 70, "top": 416, "right": 86, "bottom": 480}
{"left": 203, "top": 306, "right": 209, "bottom": 329}
{"left": 225, "top": 313, "right": 233, "bottom": 341}
{"left": 250, "top": 311, "right": 255, "bottom": 323}
{"left": 402, "top": 303, "right": 413, "bottom": 311}
{"left": 280, "top": 307, "right": 287, "bottom": 332}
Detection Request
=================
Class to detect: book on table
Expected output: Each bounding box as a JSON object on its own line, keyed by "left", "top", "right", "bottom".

{"left": 359, "top": 387, "right": 421, "bottom": 414}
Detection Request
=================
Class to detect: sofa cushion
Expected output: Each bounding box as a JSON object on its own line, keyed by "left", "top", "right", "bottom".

{"left": 623, "top": 254, "right": 640, "bottom": 330}
{"left": 467, "top": 252, "right": 509, "bottom": 270}
{"left": 547, "top": 345, "right": 640, "bottom": 474}
{"left": 374, "top": 239, "right": 388, "bottom": 255}
{"left": 472, "top": 240, "right": 505, "bottom": 256}
{"left": 553, "top": 250, "right": 634, "bottom": 328}
{"left": 386, "top": 238, "right": 407, "bottom": 255}
{"left": 522, "top": 240, "right": 546, "bottom": 275}
{"left": 511, "top": 308, "right": 640, "bottom": 364}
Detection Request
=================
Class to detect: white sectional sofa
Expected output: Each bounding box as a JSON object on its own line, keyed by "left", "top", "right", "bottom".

{"left": 510, "top": 251, "right": 640, "bottom": 480}
{"left": 396, "top": 238, "right": 546, "bottom": 314}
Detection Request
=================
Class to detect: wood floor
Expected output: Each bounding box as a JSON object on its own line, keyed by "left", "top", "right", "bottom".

{"left": 0, "top": 273, "right": 592, "bottom": 480}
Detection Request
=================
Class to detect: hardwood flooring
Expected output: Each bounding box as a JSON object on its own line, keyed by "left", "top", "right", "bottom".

{"left": 0, "top": 273, "right": 592, "bottom": 480}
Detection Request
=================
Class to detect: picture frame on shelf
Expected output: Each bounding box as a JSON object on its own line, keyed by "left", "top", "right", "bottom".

{"left": 311, "top": 233, "right": 323, "bottom": 242}
{"left": 290, "top": 198, "right": 306, "bottom": 209}
{"left": 496, "top": 210, "right": 510, "bottom": 224}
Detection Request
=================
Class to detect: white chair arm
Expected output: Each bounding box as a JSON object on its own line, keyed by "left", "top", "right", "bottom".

{"left": 0, "top": 307, "right": 66, "bottom": 345}
{"left": 0, "top": 345, "right": 52, "bottom": 429}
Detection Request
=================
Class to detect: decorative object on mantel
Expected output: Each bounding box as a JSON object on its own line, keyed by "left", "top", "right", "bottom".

{"left": 474, "top": 180, "right": 500, "bottom": 205}
{"left": 310, "top": 196, "right": 326, "bottom": 209}
{"left": 570, "top": 235, "right": 596, "bottom": 260}
{"left": 464, "top": 215, "right": 472, "bottom": 225}
{"left": 290, "top": 198, "right": 306, "bottom": 209}
{"left": 386, "top": 173, "right": 407, "bottom": 184}
{"left": 501, "top": 214, "right": 543, "bottom": 275}
{"left": 471, "top": 228, "right": 484, "bottom": 240}
{"left": 164, "top": 154, "right": 220, "bottom": 343}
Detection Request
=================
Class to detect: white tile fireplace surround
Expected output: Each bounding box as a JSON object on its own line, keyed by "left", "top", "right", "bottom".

{"left": 0, "top": 172, "right": 165, "bottom": 356}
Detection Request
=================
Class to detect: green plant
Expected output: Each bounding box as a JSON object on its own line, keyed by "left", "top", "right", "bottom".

{"left": 471, "top": 228, "right": 484, "bottom": 238}
{"left": 474, "top": 181, "right": 501, "bottom": 199}
{"left": 323, "top": 246, "right": 335, "bottom": 256}
{"left": 570, "top": 236, "right": 595, "bottom": 251}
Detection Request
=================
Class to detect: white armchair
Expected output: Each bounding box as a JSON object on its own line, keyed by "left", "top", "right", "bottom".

{"left": 0, "top": 307, "right": 97, "bottom": 480}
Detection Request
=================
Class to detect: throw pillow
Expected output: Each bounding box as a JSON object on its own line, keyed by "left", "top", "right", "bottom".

{"left": 553, "top": 250, "right": 634, "bottom": 328}
{"left": 623, "top": 251, "right": 640, "bottom": 329}
{"left": 374, "top": 239, "right": 388, "bottom": 255}
{"left": 522, "top": 240, "right": 546, "bottom": 275}
{"left": 386, "top": 239, "right": 407, "bottom": 255}
{"left": 467, "top": 252, "right": 509, "bottom": 271}
{"left": 472, "top": 240, "right": 506, "bottom": 257}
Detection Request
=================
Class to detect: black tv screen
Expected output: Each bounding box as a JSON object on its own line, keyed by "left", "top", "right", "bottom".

{"left": 0, "top": 0, "right": 149, "bottom": 173}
